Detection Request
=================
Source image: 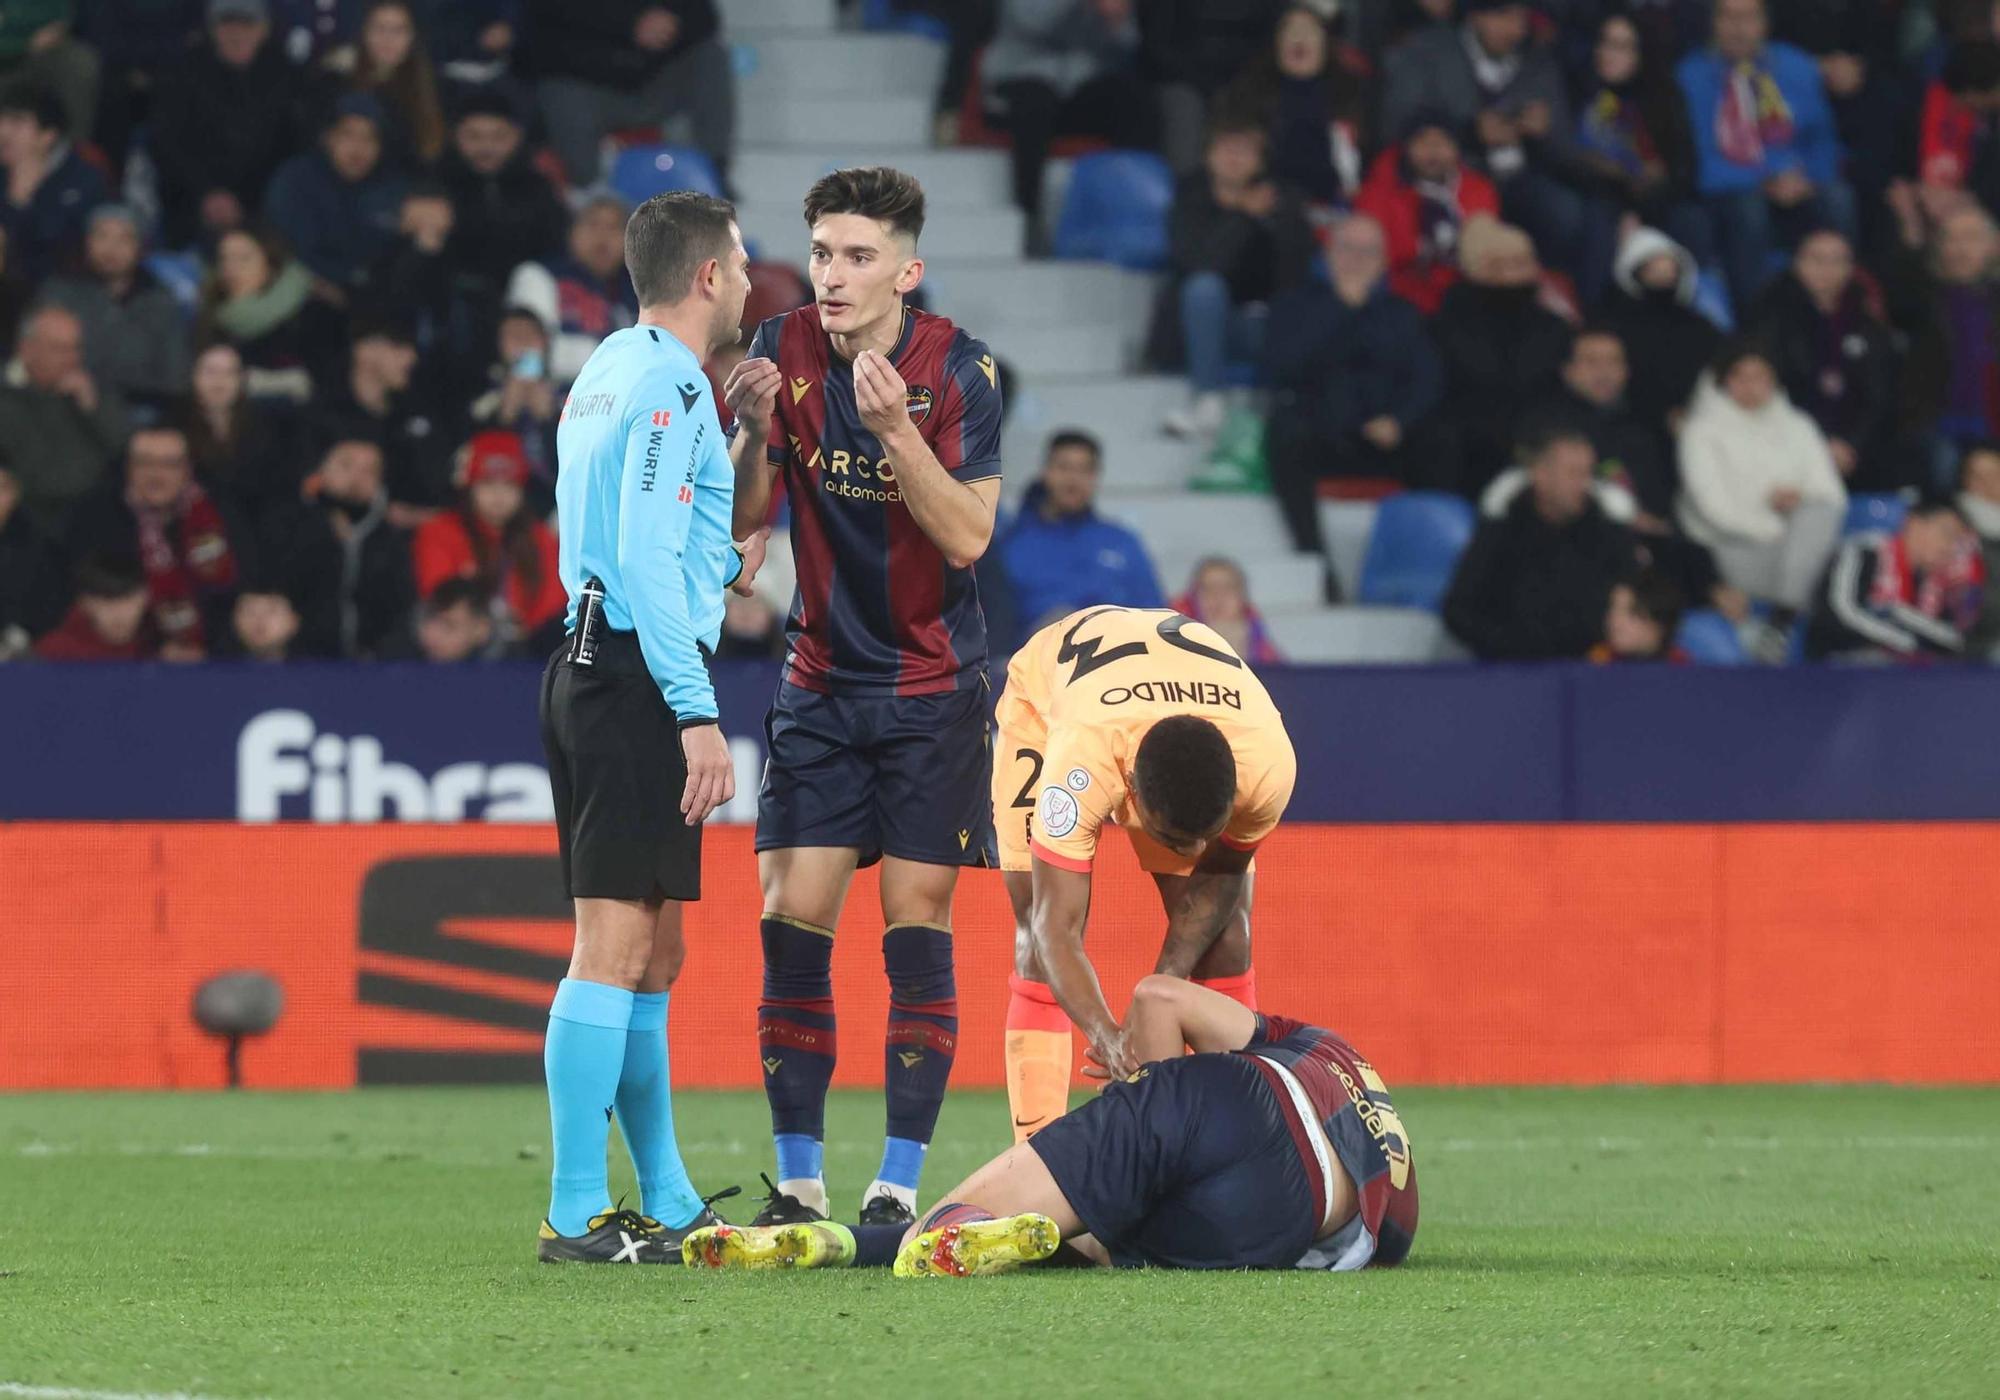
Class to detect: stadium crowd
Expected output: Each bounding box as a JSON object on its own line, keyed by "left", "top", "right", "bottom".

{"left": 4, "top": 0, "right": 2000, "bottom": 668}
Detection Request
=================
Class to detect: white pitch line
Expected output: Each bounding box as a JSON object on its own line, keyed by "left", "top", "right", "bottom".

{"left": 0, "top": 1384, "right": 246, "bottom": 1400}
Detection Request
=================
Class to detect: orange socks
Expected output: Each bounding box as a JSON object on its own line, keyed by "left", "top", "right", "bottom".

{"left": 1003, "top": 974, "right": 1072, "bottom": 1142}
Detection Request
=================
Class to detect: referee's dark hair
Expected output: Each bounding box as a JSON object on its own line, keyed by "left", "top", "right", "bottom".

{"left": 1133, "top": 715, "right": 1238, "bottom": 844}
{"left": 624, "top": 190, "right": 739, "bottom": 309}
{"left": 802, "top": 166, "right": 926, "bottom": 245}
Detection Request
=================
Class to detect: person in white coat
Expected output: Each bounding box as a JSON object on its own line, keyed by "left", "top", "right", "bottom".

{"left": 1677, "top": 341, "right": 1846, "bottom": 611}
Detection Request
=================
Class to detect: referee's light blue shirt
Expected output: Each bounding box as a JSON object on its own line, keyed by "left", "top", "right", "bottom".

{"left": 555, "top": 325, "right": 741, "bottom": 721}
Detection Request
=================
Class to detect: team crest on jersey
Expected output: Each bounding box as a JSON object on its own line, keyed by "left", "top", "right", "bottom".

{"left": 905, "top": 385, "right": 934, "bottom": 425}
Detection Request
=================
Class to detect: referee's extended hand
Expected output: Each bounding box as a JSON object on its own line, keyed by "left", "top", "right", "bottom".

{"left": 679, "top": 723, "right": 735, "bottom": 826}
{"left": 724, "top": 357, "right": 782, "bottom": 435}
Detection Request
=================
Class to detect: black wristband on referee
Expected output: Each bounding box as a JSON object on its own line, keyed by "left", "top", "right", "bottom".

{"left": 677, "top": 716, "right": 719, "bottom": 732}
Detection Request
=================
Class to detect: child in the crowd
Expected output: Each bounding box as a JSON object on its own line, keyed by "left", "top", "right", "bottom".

{"left": 1589, "top": 570, "right": 1686, "bottom": 662}
{"left": 34, "top": 554, "right": 156, "bottom": 661}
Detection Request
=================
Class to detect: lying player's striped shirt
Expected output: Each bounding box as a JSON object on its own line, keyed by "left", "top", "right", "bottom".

{"left": 1237, "top": 1015, "right": 1420, "bottom": 1271}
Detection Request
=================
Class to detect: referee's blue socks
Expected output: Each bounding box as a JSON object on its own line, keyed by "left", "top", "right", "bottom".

{"left": 872, "top": 922, "right": 958, "bottom": 1210}
{"left": 615, "top": 990, "right": 702, "bottom": 1229}
{"left": 758, "top": 914, "right": 838, "bottom": 1211}
{"left": 544, "top": 977, "right": 633, "bottom": 1237}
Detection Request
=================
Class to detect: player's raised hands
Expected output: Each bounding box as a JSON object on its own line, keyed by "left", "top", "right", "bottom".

{"left": 853, "top": 350, "right": 911, "bottom": 441}
{"left": 724, "top": 356, "right": 783, "bottom": 435}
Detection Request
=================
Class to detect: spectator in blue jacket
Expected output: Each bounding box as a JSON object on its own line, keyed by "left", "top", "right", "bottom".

{"left": 1675, "top": 0, "right": 1853, "bottom": 311}
{"left": 999, "top": 429, "right": 1163, "bottom": 630}
{"left": 263, "top": 92, "right": 409, "bottom": 295}
{"left": 0, "top": 84, "right": 106, "bottom": 282}
{"left": 1263, "top": 212, "right": 1444, "bottom": 585}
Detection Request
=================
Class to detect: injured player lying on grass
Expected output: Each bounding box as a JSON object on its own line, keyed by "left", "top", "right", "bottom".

{"left": 683, "top": 976, "right": 1419, "bottom": 1276}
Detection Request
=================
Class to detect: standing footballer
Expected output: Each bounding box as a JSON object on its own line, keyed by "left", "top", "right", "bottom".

{"left": 534, "top": 191, "right": 767, "bottom": 1263}
{"left": 724, "top": 167, "right": 1004, "bottom": 1229}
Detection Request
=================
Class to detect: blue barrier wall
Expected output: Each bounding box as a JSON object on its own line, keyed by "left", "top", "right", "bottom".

{"left": 3, "top": 661, "right": 1997, "bottom": 822}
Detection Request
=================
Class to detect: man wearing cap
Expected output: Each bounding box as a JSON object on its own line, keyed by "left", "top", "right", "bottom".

{"left": 0, "top": 83, "right": 107, "bottom": 280}
{"left": 264, "top": 90, "right": 409, "bottom": 293}
{"left": 150, "top": 0, "right": 305, "bottom": 247}
{"left": 532, "top": 190, "right": 766, "bottom": 1263}
{"left": 39, "top": 204, "right": 190, "bottom": 410}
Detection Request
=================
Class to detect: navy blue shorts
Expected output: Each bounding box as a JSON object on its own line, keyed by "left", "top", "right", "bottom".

{"left": 1027, "top": 1053, "right": 1319, "bottom": 1270}
{"left": 754, "top": 679, "right": 998, "bottom": 869}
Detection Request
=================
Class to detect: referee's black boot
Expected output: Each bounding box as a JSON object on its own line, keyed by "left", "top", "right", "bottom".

{"left": 537, "top": 1207, "right": 678, "bottom": 1264}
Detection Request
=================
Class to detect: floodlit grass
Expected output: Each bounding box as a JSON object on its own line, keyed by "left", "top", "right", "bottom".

{"left": 2, "top": 1086, "right": 1996, "bottom": 1398}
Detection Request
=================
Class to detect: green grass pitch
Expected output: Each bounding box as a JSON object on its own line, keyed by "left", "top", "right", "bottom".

{"left": 2, "top": 1086, "right": 1997, "bottom": 1398}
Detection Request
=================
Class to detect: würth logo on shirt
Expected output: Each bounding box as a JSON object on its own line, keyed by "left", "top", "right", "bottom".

{"left": 651, "top": 409, "right": 673, "bottom": 427}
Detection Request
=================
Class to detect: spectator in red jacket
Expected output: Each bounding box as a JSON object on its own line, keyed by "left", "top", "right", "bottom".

{"left": 35, "top": 552, "right": 156, "bottom": 660}
{"left": 1919, "top": 40, "right": 2000, "bottom": 211}
{"left": 411, "top": 429, "right": 563, "bottom": 651}
{"left": 1354, "top": 111, "right": 1502, "bottom": 314}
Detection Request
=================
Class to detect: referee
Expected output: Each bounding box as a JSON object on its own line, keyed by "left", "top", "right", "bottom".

{"left": 534, "top": 191, "right": 767, "bottom": 1263}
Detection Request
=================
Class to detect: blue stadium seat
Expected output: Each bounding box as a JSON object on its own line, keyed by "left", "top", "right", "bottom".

{"left": 1050, "top": 151, "right": 1175, "bottom": 271}
{"left": 1843, "top": 492, "right": 1907, "bottom": 536}
{"left": 860, "top": 0, "right": 951, "bottom": 41}
{"left": 1676, "top": 609, "right": 1749, "bottom": 665}
{"left": 1356, "top": 492, "right": 1477, "bottom": 611}
{"left": 608, "top": 144, "right": 725, "bottom": 205}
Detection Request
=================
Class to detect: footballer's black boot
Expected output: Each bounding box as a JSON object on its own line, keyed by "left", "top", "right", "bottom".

{"left": 750, "top": 1172, "right": 828, "bottom": 1227}
{"left": 858, "top": 1191, "right": 915, "bottom": 1229}
{"left": 537, "top": 1207, "right": 678, "bottom": 1264}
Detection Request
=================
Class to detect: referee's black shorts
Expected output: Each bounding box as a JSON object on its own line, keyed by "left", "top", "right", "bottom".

{"left": 539, "top": 629, "right": 702, "bottom": 902}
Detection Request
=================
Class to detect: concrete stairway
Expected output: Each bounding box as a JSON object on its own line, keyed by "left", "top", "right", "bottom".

{"left": 726, "top": 2, "right": 1398, "bottom": 660}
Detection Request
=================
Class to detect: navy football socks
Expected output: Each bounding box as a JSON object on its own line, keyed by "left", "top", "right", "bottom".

{"left": 758, "top": 914, "right": 838, "bottom": 1208}
{"left": 871, "top": 922, "right": 958, "bottom": 1207}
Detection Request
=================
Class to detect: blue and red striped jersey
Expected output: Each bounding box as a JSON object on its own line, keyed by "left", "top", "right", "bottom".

{"left": 1238, "top": 1014, "right": 1420, "bottom": 1270}
{"left": 743, "top": 304, "right": 1003, "bottom": 695}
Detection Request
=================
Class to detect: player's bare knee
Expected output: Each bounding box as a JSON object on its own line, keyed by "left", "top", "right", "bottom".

{"left": 1132, "top": 973, "right": 1188, "bottom": 1009}
{"left": 879, "top": 858, "right": 957, "bottom": 928}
